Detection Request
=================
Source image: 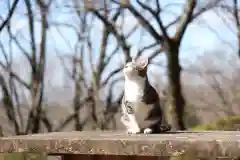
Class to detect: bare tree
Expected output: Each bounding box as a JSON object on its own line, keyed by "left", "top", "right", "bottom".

{"left": 0, "top": 0, "right": 52, "bottom": 135}
{"left": 182, "top": 49, "right": 240, "bottom": 125}
{"left": 50, "top": 0, "right": 132, "bottom": 131}
{"left": 25, "top": 0, "right": 52, "bottom": 134}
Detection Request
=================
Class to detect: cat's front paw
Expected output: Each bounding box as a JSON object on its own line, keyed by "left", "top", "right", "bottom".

{"left": 126, "top": 128, "right": 141, "bottom": 134}
{"left": 143, "top": 128, "right": 153, "bottom": 134}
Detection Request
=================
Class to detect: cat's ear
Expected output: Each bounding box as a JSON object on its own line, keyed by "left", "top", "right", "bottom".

{"left": 138, "top": 58, "right": 149, "bottom": 69}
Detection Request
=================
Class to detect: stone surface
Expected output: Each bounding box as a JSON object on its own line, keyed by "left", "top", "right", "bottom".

{"left": 0, "top": 131, "right": 240, "bottom": 158}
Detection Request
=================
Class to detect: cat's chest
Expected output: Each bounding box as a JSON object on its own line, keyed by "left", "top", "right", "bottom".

{"left": 124, "top": 81, "right": 144, "bottom": 102}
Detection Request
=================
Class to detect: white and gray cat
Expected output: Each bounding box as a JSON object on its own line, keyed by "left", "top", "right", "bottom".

{"left": 121, "top": 57, "right": 171, "bottom": 134}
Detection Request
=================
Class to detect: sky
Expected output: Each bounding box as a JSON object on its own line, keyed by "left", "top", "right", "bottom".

{"left": 0, "top": 0, "right": 239, "bottom": 103}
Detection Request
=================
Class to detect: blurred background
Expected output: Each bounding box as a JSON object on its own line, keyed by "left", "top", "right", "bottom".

{"left": 0, "top": 0, "right": 239, "bottom": 137}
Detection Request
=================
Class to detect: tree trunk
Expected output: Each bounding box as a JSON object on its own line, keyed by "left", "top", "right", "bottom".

{"left": 166, "top": 41, "right": 186, "bottom": 130}
{"left": 73, "top": 77, "right": 82, "bottom": 131}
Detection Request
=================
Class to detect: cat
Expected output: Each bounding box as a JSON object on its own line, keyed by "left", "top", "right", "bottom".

{"left": 121, "top": 57, "right": 171, "bottom": 134}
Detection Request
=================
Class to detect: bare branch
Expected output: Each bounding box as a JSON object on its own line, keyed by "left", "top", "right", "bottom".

{"left": 174, "top": 0, "right": 196, "bottom": 42}
{"left": 166, "top": 1, "right": 219, "bottom": 31}
{"left": 93, "top": 8, "right": 131, "bottom": 60}
{"left": 53, "top": 97, "right": 89, "bottom": 132}
{"left": 101, "top": 67, "right": 123, "bottom": 86}
{"left": 25, "top": 0, "right": 36, "bottom": 63}
{"left": 233, "top": 0, "right": 240, "bottom": 28}
{"left": 136, "top": 42, "right": 158, "bottom": 59}
{"left": 0, "top": 74, "right": 20, "bottom": 134}
{"left": 121, "top": 1, "right": 163, "bottom": 42}
{"left": 0, "top": 61, "right": 30, "bottom": 89}
{"left": 136, "top": 0, "right": 169, "bottom": 40}
{"left": 0, "top": 0, "right": 19, "bottom": 33}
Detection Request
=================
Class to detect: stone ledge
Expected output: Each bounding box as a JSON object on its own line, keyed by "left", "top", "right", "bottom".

{"left": 0, "top": 131, "right": 240, "bottom": 158}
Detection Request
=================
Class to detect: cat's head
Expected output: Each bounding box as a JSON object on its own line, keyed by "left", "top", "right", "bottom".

{"left": 123, "top": 57, "right": 149, "bottom": 79}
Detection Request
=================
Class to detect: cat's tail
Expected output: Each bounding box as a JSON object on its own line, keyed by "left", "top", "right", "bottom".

{"left": 158, "top": 124, "right": 172, "bottom": 133}
{"left": 149, "top": 123, "right": 172, "bottom": 134}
